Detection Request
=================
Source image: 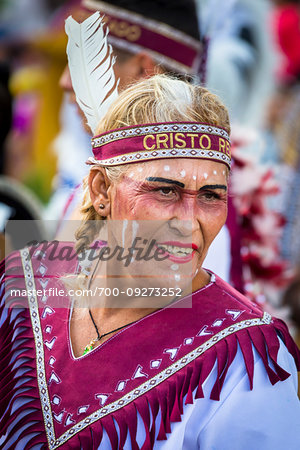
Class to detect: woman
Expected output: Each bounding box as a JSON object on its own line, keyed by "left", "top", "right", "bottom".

{"left": 1, "top": 75, "right": 300, "bottom": 449}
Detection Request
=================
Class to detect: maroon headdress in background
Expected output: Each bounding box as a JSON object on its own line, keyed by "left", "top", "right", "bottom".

{"left": 81, "top": 0, "right": 207, "bottom": 80}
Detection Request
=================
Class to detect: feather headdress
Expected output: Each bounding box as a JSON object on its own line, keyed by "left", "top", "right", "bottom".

{"left": 65, "top": 12, "right": 119, "bottom": 134}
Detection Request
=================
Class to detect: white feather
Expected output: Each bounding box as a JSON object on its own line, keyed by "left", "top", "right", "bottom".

{"left": 65, "top": 12, "right": 119, "bottom": 134}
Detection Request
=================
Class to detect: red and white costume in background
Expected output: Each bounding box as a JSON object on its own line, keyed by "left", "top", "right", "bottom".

{"left": 0, "top": 243, "right": 300, "bottom": 449}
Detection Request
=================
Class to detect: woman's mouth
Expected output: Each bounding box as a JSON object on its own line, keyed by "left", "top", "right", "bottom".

{"left": 156, "top": 241, "right": 198, "bottom": 263}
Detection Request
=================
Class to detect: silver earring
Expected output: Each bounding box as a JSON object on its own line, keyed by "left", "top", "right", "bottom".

{"left": 99, "top": 203, "right": 105, "bottom": 210}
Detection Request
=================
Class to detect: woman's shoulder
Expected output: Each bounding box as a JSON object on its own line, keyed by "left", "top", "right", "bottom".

{"left": 0, "top": 241, "right": 80, "bottom": 311}
{"left": 192, "top": 271, "right": 300, "bottom": 375}
{"left": 1, "top": 240, "right": 79, "bottom": 277}
{"left": 193, "top": 271, "right": 265, "bottom": 318}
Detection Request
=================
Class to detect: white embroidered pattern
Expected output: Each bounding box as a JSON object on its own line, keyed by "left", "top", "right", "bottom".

{"left": 44, "top": 337, "right": 57, "bottom": 351}
{"left": 52, "top": 395, "right": 61, "bottom": 406}
{"left": 87, "top": 149, "right": 231, "bottom": 168}
{"left": 21, "top": 248, "right": 56, "bottom": 448}
{"left": 20, "top": 248, "right": 272, "bottom": 449}
{"left": 226, "top": 309, "right": 244, "bottom": 321}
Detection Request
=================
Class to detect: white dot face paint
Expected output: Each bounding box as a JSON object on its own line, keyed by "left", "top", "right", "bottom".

{"left": 193, "top": 175, "right": 197, "bottom": 181}
{"left": 180, "top": 170, "right": 186, "bottom": 177}
{"left": 171, "top": 264, "right": 179, "bottom": 271}
{"left": 174, "top": 274, "right": 181, "bottom": 282}
{"left": 164, "top": 165, "right": 170, "bottom": 172}
{"left": 203, "top": 173, "right": 208, "bottom": 179}
{"left": 129, "top": 172, "right": 134, "bottom": 178}
{"left": 213, "top": 170, "right": 217, "bottom": 175}
{"left": 223, "top": 170, "right": 226, "bottom": 176}
{"left": 138, "top": 167, "right": 143, "bottom": 172}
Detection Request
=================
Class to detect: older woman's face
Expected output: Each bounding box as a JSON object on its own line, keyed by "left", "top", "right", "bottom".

{"left": 108, "top": 158, "right": 228, "bottom": 272}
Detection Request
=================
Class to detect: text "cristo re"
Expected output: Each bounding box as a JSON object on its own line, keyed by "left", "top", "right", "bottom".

{"left": 142, "top": 132, "right": 230, "bottom": 155}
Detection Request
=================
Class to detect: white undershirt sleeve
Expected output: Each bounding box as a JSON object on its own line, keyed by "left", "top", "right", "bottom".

{"left": 102, "top": 340, "right": 300, "bottom": 450}
{"left": 196, "top": 339, "right": 300, "bottom": 450}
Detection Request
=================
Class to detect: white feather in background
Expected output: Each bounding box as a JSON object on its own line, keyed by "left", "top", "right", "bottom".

{"left": 65, "top": 12, "right": 119, "bottom": 134}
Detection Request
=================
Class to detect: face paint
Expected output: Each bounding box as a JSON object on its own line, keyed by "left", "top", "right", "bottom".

{"left": 164, "top": 165, "right": 170, "bottom": 172}
{"left": 128, "top": 178, "right": 227, "bottom": 198}
{"left": 131, "top": 220, "right": 139, "bottom": 245}
{"left": 180, "top": 170, "right": 186, "bottom": 177}
{"left": 108, "top": 158, "right": 228, "bottom": 280}
{"left": 171, "top": 264, "right": 179, "bottom": 271}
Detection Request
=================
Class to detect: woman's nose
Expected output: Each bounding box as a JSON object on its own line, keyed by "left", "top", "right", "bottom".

{"left": 167, "top": 218, "right": 195, "bottom": 237}
{"left": 167, "top": 196, "right": 201, "bottom": 237}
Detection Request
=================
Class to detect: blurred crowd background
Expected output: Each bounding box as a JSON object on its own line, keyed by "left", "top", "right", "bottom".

{"left": 0, "top": 0, "right": 300, "bottom": 347}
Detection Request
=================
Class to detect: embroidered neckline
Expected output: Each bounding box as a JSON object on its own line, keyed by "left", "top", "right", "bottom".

{"left": 68, "top": 271, "right": 216, "bottom": 361}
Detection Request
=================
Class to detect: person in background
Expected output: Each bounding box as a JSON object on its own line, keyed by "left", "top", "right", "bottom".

{"left": 198, "top": 0, "right": 274, "bottom": 127}
{"left": 198, "top": 0, "right": 290, "bottom": 306}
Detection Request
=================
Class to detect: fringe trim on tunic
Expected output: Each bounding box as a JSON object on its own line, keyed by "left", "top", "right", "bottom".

{"left": 0, "top": 254, "right": 300, "bottom": 449}
{"left": 0, "top": 256, "right": 47, "bottom": 447}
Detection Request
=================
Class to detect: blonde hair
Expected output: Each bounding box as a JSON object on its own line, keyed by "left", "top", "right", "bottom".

{"left": 76, "top": 74, "right": 230, "bottom": 255}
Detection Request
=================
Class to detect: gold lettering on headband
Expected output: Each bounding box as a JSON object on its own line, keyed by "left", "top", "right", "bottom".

{"left": 187, "top": 133, "right": 198, "bottom": 148}
{"left": 116, "top": 21, "right": 128, "bottom": 38}
{"left": 156, "top": 133, "right": 169, "bottom": 149}
{"left": 226, "top": 140, "right": 230, "bottom": 156}
{"left": 219, "top": 138, "right": 226, "bottom": 154}
{"left": 127, "top": 25, "right": 142, "bottom": 42}
{"left": 218, "top": 138, "right": 231, "bottom": 156}
{"left": 143, "top": 135, "right": 155, "bottom": 150}
{"left": 174, "top": 133, "right": 186, "bottom": 148}
{"left": 199, "top": 134, "right": 211, "bottom": 150}
{"left": 141, "top": 132, "right": 230, "bottom": 154}
{"left": 106, "top": 17, "right": 141, "bottom": 42}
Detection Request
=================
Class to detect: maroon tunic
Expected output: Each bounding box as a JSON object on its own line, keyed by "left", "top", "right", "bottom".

{"left": 0, "top": 243, "right": 299, "bottom": 449}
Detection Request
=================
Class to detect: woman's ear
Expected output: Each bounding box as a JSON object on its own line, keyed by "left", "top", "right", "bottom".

{"left": 88, "top": 168, "right": 111, "bottom": 217}
{"left": 136, "top": 52, "right": 163, "bottom": 78}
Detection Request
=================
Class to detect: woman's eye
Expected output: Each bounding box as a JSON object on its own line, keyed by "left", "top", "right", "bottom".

{"left": 159, "top": 187, "right": 176, "bottom": 196}
{"left": 201, "top": 191, "right": 220, "bottom": 200}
